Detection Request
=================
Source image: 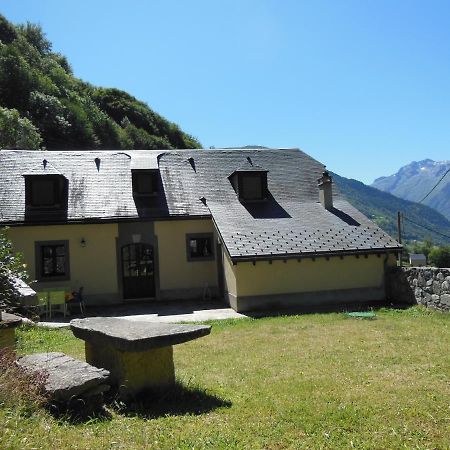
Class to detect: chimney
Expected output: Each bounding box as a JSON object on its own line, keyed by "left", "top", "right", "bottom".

{"left": 318, "top": 171, "right": 333, "bottom": 210}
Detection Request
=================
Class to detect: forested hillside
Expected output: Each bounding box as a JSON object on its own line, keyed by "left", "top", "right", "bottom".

{"left": 0, "top": 15, "right": 200, "bottom": 150}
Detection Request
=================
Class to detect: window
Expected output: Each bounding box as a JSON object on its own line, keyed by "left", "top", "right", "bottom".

{"left": 186, "top": 234, "right": 214, "bottom": 261}
{"left": 240, "top": 173, "right": 266, "bottom": 200}
{"left": 25, "top": 175, "right": 67, "bottom": 208}
{"left": 132, "top": 171, "right": 159, "bottom": 196}
{"left": 229, "top": 167, "right": 268, "bottom": 202}
{"left": 35, "top": 240, "right": 70, "bottom": 281}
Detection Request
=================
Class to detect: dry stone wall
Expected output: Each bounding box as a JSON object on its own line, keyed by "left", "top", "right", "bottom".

{"left": 386, "top": 267, "right": 450, "bottom": 311}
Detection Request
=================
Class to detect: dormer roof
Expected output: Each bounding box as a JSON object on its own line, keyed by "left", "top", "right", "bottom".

{"left": 22, "top": 159, "right": 66, "bottom": 177}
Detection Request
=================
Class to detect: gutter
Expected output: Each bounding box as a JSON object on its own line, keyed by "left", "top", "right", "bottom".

{"left": 230, "top": 247, "right": 403, "bottom": 264}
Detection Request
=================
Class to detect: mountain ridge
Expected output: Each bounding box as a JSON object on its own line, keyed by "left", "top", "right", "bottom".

{"left": 334, "top": 172, "right": 450, "bottom": 246}
{"left": 371, "top": 159, "right": 450, "bottom": 220}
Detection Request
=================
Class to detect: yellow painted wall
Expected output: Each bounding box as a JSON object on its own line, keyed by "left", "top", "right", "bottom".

{"left": 154, "top": 219, "right": 217, "bottom": 290}
{"left": 7, "top": 224, "right": 119, "bottom": 295}
{"left": 234, "top": 254, "right": 387, "bottom": 297}
{"left": 223, "top": 250, "right": 237, "bottom": 297}
{"left": 387, "top": 253, "right": 398, "bottom": 267}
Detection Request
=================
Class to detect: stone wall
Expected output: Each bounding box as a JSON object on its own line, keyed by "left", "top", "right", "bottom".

{"left": 386, "top": 266, "right": 450, "bottom": 311}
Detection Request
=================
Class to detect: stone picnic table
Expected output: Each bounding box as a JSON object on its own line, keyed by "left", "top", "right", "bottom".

{"left": 70, "top": 317, "right": 211, "bottom": 397}
{"left": 0, "top": 311, "right": 22, "bottom": 351}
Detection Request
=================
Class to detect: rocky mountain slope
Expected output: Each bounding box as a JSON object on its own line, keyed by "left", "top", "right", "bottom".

{"left": 372, "top": 159, "right": 450, "bottom": 221}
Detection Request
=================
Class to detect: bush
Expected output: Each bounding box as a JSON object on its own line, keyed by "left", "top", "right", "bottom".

{"left": 0, "top": 228, "right": 30, "bottom": 313}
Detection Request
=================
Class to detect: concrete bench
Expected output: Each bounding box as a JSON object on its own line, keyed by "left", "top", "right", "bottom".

{"left": 70, "top": 318, "right": 211, "bottom": 397}
{"left": 17, "top": 352, "right": 110, "bottom": 412}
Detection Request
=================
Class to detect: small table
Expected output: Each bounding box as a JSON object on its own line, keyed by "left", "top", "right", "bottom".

{"left": 70, "top": 318, "right": 211, "bottom": 397}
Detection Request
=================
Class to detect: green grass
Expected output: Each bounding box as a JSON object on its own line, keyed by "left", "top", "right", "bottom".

{"left": 1, "top": 307, "right": 449, "bottom": 449}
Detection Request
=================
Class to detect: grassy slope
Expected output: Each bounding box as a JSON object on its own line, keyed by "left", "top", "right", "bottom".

{"left": 3, "top": 309, "right": 449, "bottom": 449}
{"left": 333, "top": 172, "right": 450, "bottom": 245}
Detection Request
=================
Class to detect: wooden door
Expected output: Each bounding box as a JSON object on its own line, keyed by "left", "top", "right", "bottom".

{"left": 121, "top": 243, "right": 155, "bottom": 299}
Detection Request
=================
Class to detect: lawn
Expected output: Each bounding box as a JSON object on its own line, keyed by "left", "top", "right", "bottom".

{"left": 1, "top": 307, "right": 449, "bottom": 449}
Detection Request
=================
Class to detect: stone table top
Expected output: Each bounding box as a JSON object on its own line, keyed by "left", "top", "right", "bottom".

{"left": 0, "top": 311, "right": 22, "bottom": 329}
{"left": 18, "top": 352, "right": 110, "bottom": 402}
{"left": 70, "top": 317, "right": 211, "bottom": 352}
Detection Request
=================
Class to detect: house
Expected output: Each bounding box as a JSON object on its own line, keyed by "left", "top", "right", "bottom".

{"left": 409, "top": 253, "right": 427, "bottom": 267}
{"left": 0, "top": 148, "right": 402, "bottom": 312}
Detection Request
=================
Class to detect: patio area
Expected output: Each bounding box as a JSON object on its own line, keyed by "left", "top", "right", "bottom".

{"left": 36, "top": 299, "right": 248, "bottom": 328}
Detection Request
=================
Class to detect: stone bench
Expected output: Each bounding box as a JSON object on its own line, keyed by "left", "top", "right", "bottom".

{"left": 70, "top": 318, "right": 211, "bottom": 397}
{"left": 17, "top": 352, "right": 110, "bottom": 413}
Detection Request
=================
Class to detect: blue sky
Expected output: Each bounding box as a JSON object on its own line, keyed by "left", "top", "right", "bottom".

{"left": 2, "top": 0, "right": 450, "bottom": 184}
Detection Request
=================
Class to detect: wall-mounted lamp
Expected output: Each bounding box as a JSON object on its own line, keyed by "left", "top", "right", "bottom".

{"left": 80, "top": 238, "right": 86, "bottom": 248}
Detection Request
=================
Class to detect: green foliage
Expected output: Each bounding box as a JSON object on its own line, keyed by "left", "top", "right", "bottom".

{"left": 0, "top": 14, "right": 17, "bottom": 44}
{"left": 28, "top": 91, "right": 70, "bottom": 147}
{"left": 428, "top": 245, "right": 450, "bottom": 268}
{"left": 0, "top": 228, "right": 30, "bottom": 312}
{"left": 0, "top": 106, "right": 42, "bottom": 149}
{"left": 405, "top": 239, "right": 434, "bottom": 258}
{"left": 0, "top": 15, "right": 200, "bottom": 151}
{"left": 16, "top": 22, "right": 51, "bottom": 55}
{"left": 0, "top": 44, "right": 35, "bottom": 110}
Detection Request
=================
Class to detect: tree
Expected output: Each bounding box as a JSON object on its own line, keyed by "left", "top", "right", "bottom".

{"left": 0, "top": 106, "right": 42, "bottom": 149}
{"left": 16, "top": 22, "right": 51, "bottom": 55}
{"left": 428, "top": 246, "right": 450, "bottom": 268}
{"left": 0, "top": 14, "right": 17, "bottom": 44}
{"left": 0, "top": 228, "right": 29, "bottom": 313}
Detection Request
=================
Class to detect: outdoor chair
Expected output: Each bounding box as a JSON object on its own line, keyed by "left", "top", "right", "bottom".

{"left": 36, "top": 292, "right": 49, "bottom": 318}
{"left": 69, "top": 287, "right": 86, "bottom": 316}
{"left": 48, "top": 290, "right": 68, "bottom": 318}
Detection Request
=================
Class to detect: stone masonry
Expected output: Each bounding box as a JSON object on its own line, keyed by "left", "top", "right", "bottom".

{"left": 386, "top": 266, "right": 450, "bottom": 311}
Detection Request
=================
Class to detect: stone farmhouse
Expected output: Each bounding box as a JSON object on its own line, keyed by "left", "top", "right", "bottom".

{"left": 0, "top": 148, "right": 401, "bottom": 312}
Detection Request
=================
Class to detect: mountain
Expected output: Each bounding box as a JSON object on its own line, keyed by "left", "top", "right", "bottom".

{"left": 0, "top": 15, "right": 200, "bottom": 151}
{"left": 372, "top": 159, "right": 450, "bottom": 221}
{"left": 333, "top": 172, "right": 450, "bottom": 246}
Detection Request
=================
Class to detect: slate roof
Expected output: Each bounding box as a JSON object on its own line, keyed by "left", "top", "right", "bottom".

{"left": 157, "top": 149, "right": 401, "bottom": 260}
{"left": 0, "top": 148, "right": 401, "bottom": 260}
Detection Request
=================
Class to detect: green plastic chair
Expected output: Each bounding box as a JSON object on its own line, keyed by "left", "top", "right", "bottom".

{"left": 48, "top": 290, "right": 67, "bottom": 318}
{"left": 37, "top": 292, "right": 49, "bottom": 318}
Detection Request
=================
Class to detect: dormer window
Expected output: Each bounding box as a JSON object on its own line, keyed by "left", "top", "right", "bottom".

{"left": 25, "top": 175, "right": 67, "bottom": 209}
{"left": 132, "top": 170, "right": 159, "bottom": 197}
{"left": 239, "top": 173, "right": 267, "bottom": 201}
{"left": 229, "top": 157, "right": 269, "bottom": 202}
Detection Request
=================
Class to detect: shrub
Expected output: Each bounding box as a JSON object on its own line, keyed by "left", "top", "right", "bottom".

{"left": 0, "top": 228, "right": 30, "bottom": 313}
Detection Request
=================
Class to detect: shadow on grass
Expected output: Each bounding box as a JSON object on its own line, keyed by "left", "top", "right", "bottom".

{"left": 47, "top": 396, "right": 113, "bottom": 424}
{"left": 243, "top": 301, "right": 413, "bottom": 319}
{"left": 111, "top": 382, "right": 232, "bottom": 419}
